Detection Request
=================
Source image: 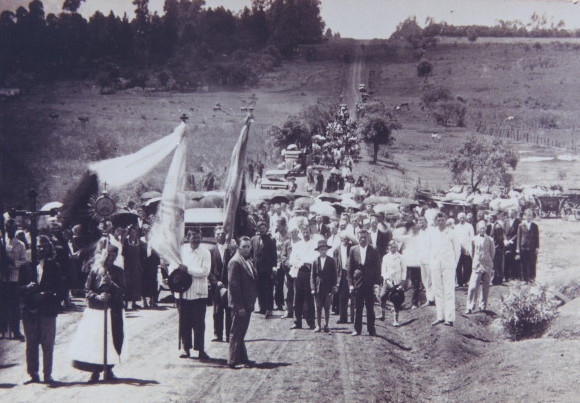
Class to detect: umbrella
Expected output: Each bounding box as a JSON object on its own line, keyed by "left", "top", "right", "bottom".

{"left": 111, "top": 212, "right": 139, "bottom": 227}
{"left": 363, "top": 196, "right": 395, "bottom": 205}
{"left": 340, "top": 198, "right": 360, "bottom": 209}
{"left": 199, "top": 195, "right": 224, "bottom": 208}
{"left": 317, "top": 193, "right": 342, "bottom": 202}
{"left": 294, "top": 196, "right": 315, "bottom": 210}
{"left": 309, "top": 200, "right": 336, "bottom": 218}
{"left": 312, "top": 135, "right": 326, "bottom": 143}
{"left": 264, "top": 189, "right": 294, "bottom": 204}
{"left": 40, "top": 201, "right": 63, "bottom": 212}
{"left": 186, "top": 191, "right": 205, "bottom": 201}
{"left": 140, "top": 190, "right": 162, "bottom": 201}
{"left": 185, "top": 200, "right": 202, "bottom": 209}
{"left": 373, "top": 203, "right": 400, "bottom": 215}
{"left": 143, "top": 196, "right": 161, "bottom": 207}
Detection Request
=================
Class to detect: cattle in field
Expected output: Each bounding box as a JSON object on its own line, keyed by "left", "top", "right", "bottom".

{"left": 0, "top": 88, "right": 21, "bottom": 100}
{"left": 431, "top": 133, "right": 441, "bottom": 142}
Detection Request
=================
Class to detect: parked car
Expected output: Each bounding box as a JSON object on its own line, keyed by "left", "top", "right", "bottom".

{"left": 259, "top": 169, "right": 290, "bottom": 190}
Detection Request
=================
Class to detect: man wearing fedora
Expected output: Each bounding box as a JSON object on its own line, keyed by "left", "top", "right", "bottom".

{"left": 227, "top": 236, "right": 258, "bottom": 369}
{"left": 178, "top": 229, "right": 211, "bottom": 359}
{"left": 209, "top": 226, "right": 235, "bottom": 343}
{"left": 311, "top": 240, "right": 337, "bottom": 332}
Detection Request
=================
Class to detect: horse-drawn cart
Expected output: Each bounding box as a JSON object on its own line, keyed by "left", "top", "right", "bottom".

{"left": 561, "top": 191, "right": 580, "bottom": 220}
{"left": 534, "top": 194, "right": 568, "bottom": 218}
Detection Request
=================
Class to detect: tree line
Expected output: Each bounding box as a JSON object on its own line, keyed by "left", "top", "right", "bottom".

{"left": 0, "top": 0, "right": 325, "bottom": 89}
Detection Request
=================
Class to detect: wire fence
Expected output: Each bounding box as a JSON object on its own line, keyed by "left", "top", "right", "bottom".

{"left": 475, "top": 121, "right": 580, "bottom": 152}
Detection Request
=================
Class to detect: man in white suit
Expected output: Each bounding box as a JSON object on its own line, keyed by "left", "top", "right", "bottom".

{"left": 428, "top": 213, "right": 460, "bottom": 327}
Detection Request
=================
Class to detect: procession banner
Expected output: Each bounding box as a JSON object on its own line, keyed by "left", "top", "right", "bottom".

{"left": 149, "top": 129, "right": 188, "bottom": 268}
{"left": 89, "top": 122, "right": 186, "bottom": 188}
{"left": 223, "top": 114, "right": 252, "bottom": 241}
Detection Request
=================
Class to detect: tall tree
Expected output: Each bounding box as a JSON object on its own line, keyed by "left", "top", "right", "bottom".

{"left": 356, "top": 112, "right": 402, "bottom": 163}
{"left": 447, "top": 136, "right": 519, "bottom": 193}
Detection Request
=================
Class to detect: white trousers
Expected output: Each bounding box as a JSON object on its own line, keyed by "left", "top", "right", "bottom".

{"left": 431, "top": 267, "right": 455, "bottom": 322}
{"left": 421, "top": 264, "right": 434, "bottom": 303}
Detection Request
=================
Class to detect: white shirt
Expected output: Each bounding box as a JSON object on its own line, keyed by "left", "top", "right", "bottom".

{"left": 401, "top": 232, "right": 421, "bottom": 268}
{"left": 340, "top": 245, "right": 349, "bottom": 270}
{"left": 37, "top": 260, "right": 45, "bottom": 283}
{"left": 428, "top": 227, "right": 460, "bottom": 271}
{"left": 359, "top": 245, "right": 368, "bottom": 264}
{"left": 369, "top": 229, "right": 378, "bottom": 248}
{"left": 381, "top": 252, "right": 406, "bottom": 285}
{"left": 454, "top": 222, "right": 474, "bottom": 256}
{"left": 288, "top": 238, "right": 318, "bottom": 278}
{"left": 319, "top": 256, "right": 327, "bottom": 269}
{"left": 180, "top": 244, "right": 211, "bottom": 300}
{"left": 327, "top": 233, "right": 341, "bottom": 255}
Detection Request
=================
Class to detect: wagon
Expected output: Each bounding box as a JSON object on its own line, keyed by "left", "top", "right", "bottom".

{"left": 533, "top": 195, "right": 568, "bottom": 218}
{"left": 561, "top": 192, "right": 580, "bottom": 220}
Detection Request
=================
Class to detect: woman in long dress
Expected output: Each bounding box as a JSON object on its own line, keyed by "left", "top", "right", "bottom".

{"left": 69, "top": 244, "right": 125, "bottom": 383}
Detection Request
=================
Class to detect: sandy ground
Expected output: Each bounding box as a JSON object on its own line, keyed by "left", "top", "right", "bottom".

{"left": 0, "top": 219, "right": 578, "bottom": 403}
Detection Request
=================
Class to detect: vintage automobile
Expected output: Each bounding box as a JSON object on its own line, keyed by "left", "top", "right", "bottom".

{"left": 259, "top": 169, "right": 291, "bottom": 190}
{"left": 184, "top": 207, "right": 224, "bottom": 244}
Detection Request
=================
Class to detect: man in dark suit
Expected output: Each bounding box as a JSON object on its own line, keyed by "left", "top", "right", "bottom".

{"left": 348, "top": 228, "right": 381, "bottom": 336}
{"left": 517, "top": 209, "right": 540, "bottom": 282}
{"left": 209, "top": 226, "right": 235, "bottom": 342}
{"left": 503, "top": 208, "right": 521, "bottom": 281}
{"left": 312, "top": 215, "right": 330, "bottom": 239}
{"left": 334, "top": 233, "right": 353, "bottom": 324}
{"left": 311, "top": 240, "right": 338, "bottom": 332}
{"left": 368, "top": 215, "right": 389, "bottom": 259}
{"left": 20, "top": 235, "right": 65, "bottom": 384}
{"left": 227, "top": 236, "right": 258, "bottom": 369}
{"left": 486, "top": 213, "right": 505, "bottom": 285}
{"left": 250, "top": 221, "right": 277, "bottom": 317}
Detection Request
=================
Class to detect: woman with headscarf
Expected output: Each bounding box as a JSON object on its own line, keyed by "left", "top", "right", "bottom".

{"left": 69, "top": 244, "right": 125, "bottom": 383}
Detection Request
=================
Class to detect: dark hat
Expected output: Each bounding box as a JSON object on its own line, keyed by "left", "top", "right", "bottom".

{"left": 315, "top": 239, "right": 331, "bottom": 251}
{"left": 168, "top": 269, "right": 193, "bottom": 294}
{"left": 388, "top": 286, "right": 405, "bottom": 307}
{"left": 215, "top": 285, "right": 228, "bottom": 307}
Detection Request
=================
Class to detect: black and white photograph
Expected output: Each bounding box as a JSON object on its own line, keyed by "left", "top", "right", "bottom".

{"left": 1, "top": 0, "right": 579, "bottom": 401}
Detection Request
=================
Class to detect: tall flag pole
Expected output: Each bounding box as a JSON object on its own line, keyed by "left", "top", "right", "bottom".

{"left": 149, "top": 125, "right": 188, "bottom": 268}
{"left": 223, "top": 112, "right": 253, "bottom": 243}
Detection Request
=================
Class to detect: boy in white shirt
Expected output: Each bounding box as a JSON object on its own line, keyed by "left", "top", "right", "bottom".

{"left": 379, "top": 241, "right": 407, "bottom": 327}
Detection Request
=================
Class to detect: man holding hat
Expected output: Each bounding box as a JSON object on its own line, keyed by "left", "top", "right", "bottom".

{"left": 177, "top": 229, "right": 211, "bottom": 359}
{"left": 486, "top": 212, "right": 505, "bottom": 285}
{"left": 227, "top": 236, "right": 258, "bottom": 369}
{"left": 348, "top": 228, "right": 381, "bottom": 336}
{"left": 209, "top": 226, "right": 235, "bottom": 342}
{"left": 250, "top": 221, "right": 277, "bottom": 318}
{"left": 311, "top": 240, "right": 337, "bottom": 332}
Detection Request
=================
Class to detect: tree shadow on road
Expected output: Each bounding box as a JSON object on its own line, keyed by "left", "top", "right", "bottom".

{"left": 372, "top": 334, "right": 412, "bottom": 351}
{"left": 47, "top": 378, "right": 159, "bottom": 388}
{"left": 245, "top": 338, "right": 308, "bottom": 342}
{"left": 251, "top": 361, "right": 291, "bottom": 370}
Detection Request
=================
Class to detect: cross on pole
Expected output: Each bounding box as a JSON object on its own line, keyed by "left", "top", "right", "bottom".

{"left": 9, "top": 189, "right": 58, "bottom": 270}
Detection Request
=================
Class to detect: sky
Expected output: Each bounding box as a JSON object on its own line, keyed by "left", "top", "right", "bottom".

{"left": 1, "top": 0, "right": 579, "bottom": 39}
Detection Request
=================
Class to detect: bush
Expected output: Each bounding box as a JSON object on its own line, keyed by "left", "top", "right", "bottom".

{"left": 538, "top": 114, "right": 558, "bottom": 129}
{"left": 499, "top": 282, "right": 558, "bottom": 340}
{"left": 432, "top": 100, "right": 467, "bottom": 127}
{"left": 421, "top": 85, "right": 452, "bottom": 107}
{"left": 417, "top": 59, "right": 433, "bottom": 77}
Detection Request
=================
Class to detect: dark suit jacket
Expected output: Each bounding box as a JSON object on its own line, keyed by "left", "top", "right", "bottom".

{"left": 250, "top": 234, "right": 277, "bottom": 273}
{"left": 19, "top": 259, "right": 64, "bottom": 318}
{"left": 312, "top": 223, "right": 330, "bottom": 239}
{"left": 348, "top": 245, "right": 381, "bottom": 290}
{"left": 311, "top": 256, "right": 337, "bottom": 296}
{"left": 228, "top": 253, "right": 258, "bottom": 312}
{"left": 370, "top": 229, "right": 390, "bottom": 258}
{"left": 333, "top": 244, "right": 351, "bottom": 286}
{"left": 209, "top": 244, "right": 236, "bottom": 287}
{"left": 504, "top": 218, "right": 521, "bottom": 253}
{"left": 486, "top": 222, "right": 505, "bottom": 250}
{"left": 517, "top": 221, "right": 539, "bottom": 251}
